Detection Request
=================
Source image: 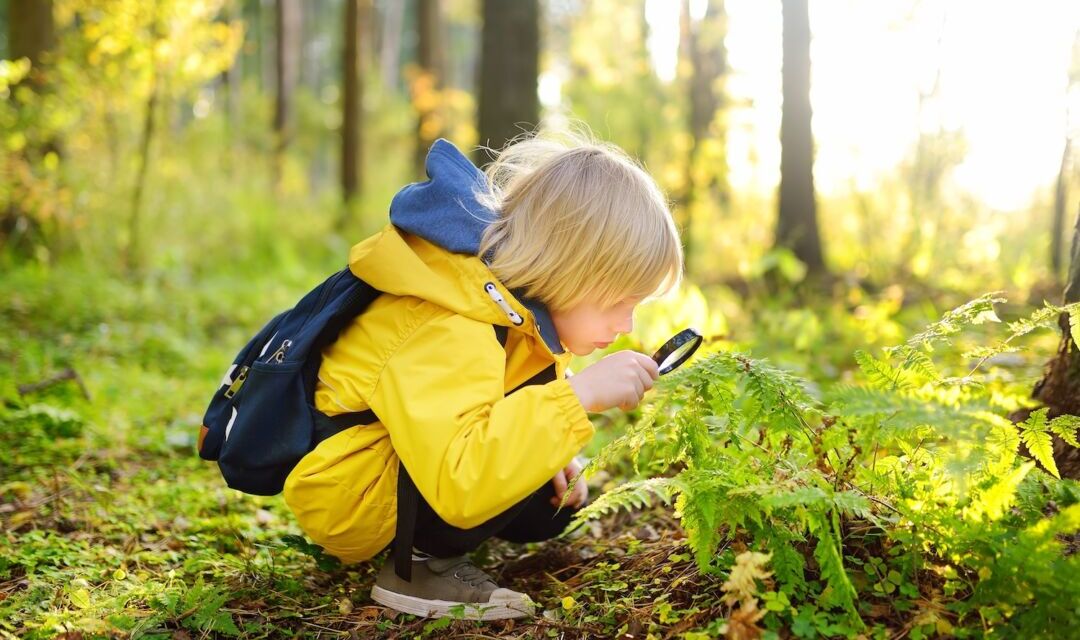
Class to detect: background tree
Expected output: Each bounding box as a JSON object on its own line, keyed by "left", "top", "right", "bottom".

{"left": 476, "top": 0, "right": 539, "bottom": 162}
{"left": 412, "top": 0, "right": 445, "bottom": 177}
{"left": 1051, "top": 31, "right": 1079, "bottom": 280}
{"left": 8, "top": 0, "right": 54, "bottom": 88}
{"left": 775, "top": 0, "right": 825, "bottom": 276}
{"left": 679, "top": 0, "right": 727, "bottom": 277}
{"left": 272, "top": 0, "right": 300, "bottom": 192}
{"left": 3, "top": 0, "right": 55, "bottom": 247}
{"left": 1025, "top": 205, "right": 1080, "bottom": 478}
{"left": 341, "top": 0, "right": 365, "bottom": 210}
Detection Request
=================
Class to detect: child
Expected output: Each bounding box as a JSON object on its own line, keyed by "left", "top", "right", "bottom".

{"left": 283, "top": 128, "right": 683, "bottom": 620}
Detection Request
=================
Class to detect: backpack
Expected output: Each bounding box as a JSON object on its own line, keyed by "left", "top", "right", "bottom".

{"left": 196, "top": 265, "right": 552, "bottom": 580}
{"left": 197, "top": 267, "right": 381, "bottom": 496}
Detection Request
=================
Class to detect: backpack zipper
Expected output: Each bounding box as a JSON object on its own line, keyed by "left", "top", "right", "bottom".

{"left": 268, "top": 339, "right": 293, "bottom": 363}
{"left": 223, "top": 366, "right": 249, "bottom": 399}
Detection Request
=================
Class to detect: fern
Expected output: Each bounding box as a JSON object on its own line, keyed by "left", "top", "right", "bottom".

{"left": 572, "top": 293, "right": 1080, "bottom": 633}
{"left": 964, "top": 462, "right": 1035, "bottom": 521}
{"left": 855, "top": 349, "right": 914, "bottom": 390}
{"left": 1019, "top": 408, "right": 1060, "bottom": 478}
{"left": 808, "top": 510, "right": 860, "bottom": 623}
{"left": 568, "top": 476, "right": 681, "bottom": 529}
{"left": 1049, "top": 414, "right": 1080, "bottom": 448}
{"left": 1004, "top": 302, "right": 1076, "bottom": 339}
{"left": 894, "top": 292, "right": 1005, "bottom": 353}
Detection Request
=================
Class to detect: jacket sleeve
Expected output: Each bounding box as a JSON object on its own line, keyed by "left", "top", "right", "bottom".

{"left": 367, "top": 310, "right": 595, "bottom": 529}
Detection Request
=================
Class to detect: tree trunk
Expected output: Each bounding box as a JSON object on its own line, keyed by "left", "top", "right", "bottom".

{"left": 272, "top": 0, "right": 301, "bottom": 192}
{"left": 775, "top": 0, "right": 825, "bottom": 276}
{"left": 4, "top": 0, "right": 56, "bottom": 249}
{"left": 413, "top": 0, "right": 444, "bottom": 177}
{"left": 1051, "top": 140, "right": 1071, "bottom": 279}
{"left": 1021, "top": 205, "right": 1080, "bottom": 478}
{"left": 477, "top": 0, "right": 540, "bottom": 164}
{"left": 379, "top": 0, "right": 405, "bottom": 89}
{"left": 127, "top": 82, "right": 158, "bottom": 274}
{"left": 341, "top": 0, "right": 363, "bottom": 208}
{"left": 10, "top": 0, "right": 55, "bottom": 76}
{"left": 679, "top": 0, "right": 728, "bottom": 278}
{"left": 219, "top": 1, "right": 241, "bottom": 175}
{"left": 1067, "top": 206, "right": 1080, "bottom": 305}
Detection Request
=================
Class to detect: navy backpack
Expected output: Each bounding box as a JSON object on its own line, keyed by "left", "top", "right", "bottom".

{"left": 197, "top": 267, "right": 380, "bottom": 496}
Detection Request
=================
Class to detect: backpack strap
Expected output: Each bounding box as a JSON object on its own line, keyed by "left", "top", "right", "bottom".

{"left": 493, "top": 324, "right": 509, "bottom": 349}
{"left": 312, "top": 409, "right": 378, "bottom": 445}
{"left": 392, "top": 323, "right": 514, "bottom": 582}
{"left": 394, "top": 460, "right": 420, "bottom": 581}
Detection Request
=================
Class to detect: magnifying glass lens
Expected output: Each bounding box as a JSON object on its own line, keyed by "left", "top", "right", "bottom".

{"left": 659, "top": 340, "right": 698, "bottom": 371}
{"left": 651, "top": 328, "right": 704, "bottom": 375}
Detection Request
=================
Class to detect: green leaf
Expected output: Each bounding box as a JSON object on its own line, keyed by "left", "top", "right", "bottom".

{"left": 569, "top": 476, "right": 681, "bottom": 528}
{"left": 854, "top": 350, "right": 912, "bottom": 390}
{"left": 1020, "top": 409, "right": 1060, "bottom": 478}
{"left": 209, "top": 612, "right": 241, "bottom": 637}
{"left": 1006, "top": 303, "right": 1068, "bottom": 340}
{"left": 423, "top": 617, "right": 453, "bottom": 634}
{"left": 968, "top": 462, "right": 1035, "bottom": 521}
{"left": 1049, "top": 414, "right": 1080, "bottom": 448}
{"left": 69, "top": 588, "right": 92, "bottom": 609}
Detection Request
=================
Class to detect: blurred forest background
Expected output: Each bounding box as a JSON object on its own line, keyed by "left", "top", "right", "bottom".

{"left": 2, "top": 0, "right": 1077, "bottom": 291}
{"left": 3, "top": 1, "right": 1080, "bottom": 638}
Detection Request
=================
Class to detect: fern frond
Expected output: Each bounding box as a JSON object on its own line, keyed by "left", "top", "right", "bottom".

{"left": 1049, "top": 414, "right": 1080, "bottom": 448}
{"left": 831, "top": 491, "right": 873, "bottom": 519}
{"left": 855, "top": 350, "right": 913, "bottom": 390}
{"left": 1019, "top": 408, "right": 1059, "bottom": 479}
{"left": 808, "top": 511, "right": 860, "bottom": 622}
{"left": 898, "top": 347, "right": 941, "bottom": 383}
{"left": 1006, "top": 303, "right": 1070, "bottom": 340}
{"left": 759, "top": 486, "right": 829, "bottom": 510}
{"left": 965, "top": 461, "right": 1035, "bottom": 521}
{"left": 961, "top": 344, "right": 1021, "bottom": 361}
{"left": 901, "top": 293, "right": 1005, "bottom": 352}
{"left": 585, "top": 391, "right": 677, "bottom": 474}
{"left": 568, "top": 476, "right": 682, "bottom": 528}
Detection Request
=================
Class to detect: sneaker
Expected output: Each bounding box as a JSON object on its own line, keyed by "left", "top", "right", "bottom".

{"left": 370, "top": 554, "right": 535, "bottom": 620}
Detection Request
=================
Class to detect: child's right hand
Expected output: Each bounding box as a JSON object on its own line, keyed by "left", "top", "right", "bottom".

{"left": 567, "top": 351, "right": 659, "bottom": 412}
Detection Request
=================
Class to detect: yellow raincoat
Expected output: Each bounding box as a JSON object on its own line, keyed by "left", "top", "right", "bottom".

{"left": 283, "top": 141, "right": 594, "bottom": 563}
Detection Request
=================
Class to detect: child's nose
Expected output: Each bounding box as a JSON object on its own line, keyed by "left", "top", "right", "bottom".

{"left": 613, "top": 315, "right": 634, "bottom": 335}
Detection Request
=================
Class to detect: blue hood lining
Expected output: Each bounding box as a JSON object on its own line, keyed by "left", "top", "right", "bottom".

{"left": 388, "top": 139, "right": 564, "bottom": 355}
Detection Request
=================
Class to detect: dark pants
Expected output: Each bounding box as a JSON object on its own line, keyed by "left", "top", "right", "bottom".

{"left": 408, "top": 480, "right": 584, "bottom": 558}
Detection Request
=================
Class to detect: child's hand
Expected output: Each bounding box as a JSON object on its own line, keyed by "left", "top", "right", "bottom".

{"left": 567, "top": 350, "right": 659, "bottom": 412}
{"left": 551, "top": 457, "right": 588, "bottom": 509}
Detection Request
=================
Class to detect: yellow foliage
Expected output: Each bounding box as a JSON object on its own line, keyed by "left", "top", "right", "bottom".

{"left": 721, "top": 551, "right": 772, "bottom": 606}
{"left": 963, "top": 461, "right": 1033, "bottom": 522}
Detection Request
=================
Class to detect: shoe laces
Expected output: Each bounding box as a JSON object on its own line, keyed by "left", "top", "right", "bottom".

{"left": 439, "top": 558, "right": 495, "bottom": 588}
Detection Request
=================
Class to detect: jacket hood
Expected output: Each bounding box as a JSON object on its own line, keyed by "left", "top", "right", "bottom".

{"left": 348, "top": 139, "right": 565, "bottom": 356}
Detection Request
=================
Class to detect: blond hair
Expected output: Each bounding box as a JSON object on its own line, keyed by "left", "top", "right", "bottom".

{"left": 477, "top": 128, "right": 683, "bottom": 312}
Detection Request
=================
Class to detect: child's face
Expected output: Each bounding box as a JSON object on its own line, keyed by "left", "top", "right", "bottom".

{"left": 550, "top": 297, "right": 641, "bottom": 356}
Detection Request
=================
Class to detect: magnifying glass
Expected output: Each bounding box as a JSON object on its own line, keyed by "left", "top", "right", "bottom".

{"left": 651, "top": 328, "right": 704, "bottom": 375}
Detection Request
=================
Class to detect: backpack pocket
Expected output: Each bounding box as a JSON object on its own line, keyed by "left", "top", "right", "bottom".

{"left": 217, "top": 360, "right": 313, "bottom": 495}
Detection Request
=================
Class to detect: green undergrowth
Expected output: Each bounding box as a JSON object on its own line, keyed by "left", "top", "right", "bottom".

{"left": 572, "top": 294, "right": 1080, "bottom": 638}
{"left": 2, "top": 255, "right": 1079, "bottom": 638}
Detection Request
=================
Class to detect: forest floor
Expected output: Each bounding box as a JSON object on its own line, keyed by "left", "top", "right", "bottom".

{"left": 0, "top": 260, "right": 741, "bottom": 639}
{"left": 2, "top": 257, "right": 1075, "bottom": 639}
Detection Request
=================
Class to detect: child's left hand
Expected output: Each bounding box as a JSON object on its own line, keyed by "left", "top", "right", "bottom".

{"left": 551, "top": 457, "right": 588, "bottom": 509}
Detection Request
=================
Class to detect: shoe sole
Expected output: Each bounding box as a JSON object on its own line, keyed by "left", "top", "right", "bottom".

{"left": 370, "top": 585, "right": 534, "bottom": 621}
